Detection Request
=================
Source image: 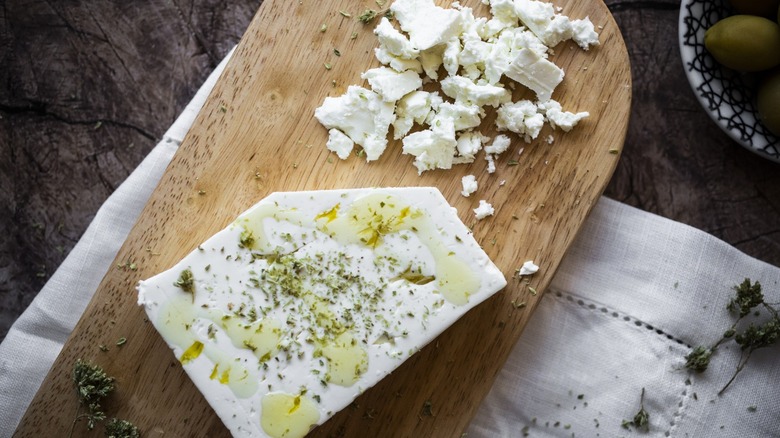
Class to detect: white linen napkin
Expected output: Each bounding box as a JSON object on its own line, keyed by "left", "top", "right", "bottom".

{"left": 2, "top": 49, "right": 778, "bottom": 437}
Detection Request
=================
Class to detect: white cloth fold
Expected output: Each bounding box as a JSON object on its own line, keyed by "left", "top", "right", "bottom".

{"left": 2, "top": 48, "right": 778, "bottom": 437}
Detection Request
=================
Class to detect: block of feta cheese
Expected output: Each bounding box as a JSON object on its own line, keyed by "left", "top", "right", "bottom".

{"left": 137, "top": 187, "right": 507, "bottom": 438}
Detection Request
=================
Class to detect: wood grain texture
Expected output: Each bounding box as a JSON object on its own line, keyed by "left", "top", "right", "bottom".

{"left": 14, "top": 0, "right": 630, "bottom": 436}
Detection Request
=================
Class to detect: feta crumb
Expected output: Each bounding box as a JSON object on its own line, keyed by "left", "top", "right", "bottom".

{"left": 485, "top": 153, "right": 496, "bottom": 174}
{"left": 401, "top": 119, "right": 457, "bottom": 174}
{"left": 504, "top": 48, "right": 564, "bottom": 102}
{"left": 538, "top": 99, "right": 589, "bottom": 131}
{"left": 454, "top": 131, "right": 487, "bottom": 163}
{"left": 484, "top": 134, "right": 511, "bottom": 155}
{"left": 513, "top": 0, "right": 556, "bottom": 42}
{"left": 546, "top": 134, "right": 555, "bottom": 144}
{"left": 518, "top": 260, "right": 539, "bottom": 276}
{"left": 392, "top": 91, "right": 442, "bottom": 139}
{"left": 496, "top": 100, "right": 544, "bottom": 142}
{"left": 461, "top": 175, "right": 478, "bottom": 197}
{"left": 314, "top": 86, "right": 395, "bottom": 161}
{"left": 391, "top": 0, "right": 464, "bottom": 50}
{"left": 474, "top": 200, "right": 495, "bottom": 220}
{"left": 374, "top": 47, "right": 424, "bottom": 74}
{"left": 571, "top": 18, "right": 600, "bottom": 50}
{"left": 440, "top": 75, "right": 511, "bottom": 108}
{"left": 374, "top": 17, "right": 419, "bottom": 59}
{"left": 443, "top": 37, "right": 462, "bottom": 76}
{"left": 433, "top": 102, "right": 483, "bottom": 132}
{"left": 326, "top": 129, "right": 354, "bottom": 160}
{"left": 361, "top": 67, "right": 423, "bottom": 103}
{"left": 419, "top": 46, "right": 445, "bottom": 80}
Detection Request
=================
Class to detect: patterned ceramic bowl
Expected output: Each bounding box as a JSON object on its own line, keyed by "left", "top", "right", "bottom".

{"left": 679, "top": 0, "right": 780, "bottom": 163}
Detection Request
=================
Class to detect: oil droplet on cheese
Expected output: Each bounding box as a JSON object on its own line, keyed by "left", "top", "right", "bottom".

{"left": 180, "top": 341, "right": 204, "bottom": 364}
{"left": 314, "top": 203, "right": 340, "bottom": 223}
{"left": 323, "top": 194, "right": 421, "bottom": 248}
{"left": 206, "top": 352, "right": 256, "bottom": 398}
{"left": 434, "top": 255, "right": 479, "bottom": 306}
{"left": 155, "top": 295, "right": 258, "bottom": 398}
{"left": 411, "top": 219, "right": 480, "bottom": 306}
{"left": 321, "top": 194, "right": 481, "bottom": 305}
{"left": 261, "top": 393, "right": 320, "bottom": 438}
{"left": 236, "top": 203, "right": 308, "bottom": 253}
{"left": 321, "top": 332, "right": 368, "bottom": 386}
{"left": 216, "top": 315, "right": 282, "bottom": 360}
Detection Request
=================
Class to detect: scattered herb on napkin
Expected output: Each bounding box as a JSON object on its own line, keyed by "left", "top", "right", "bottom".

{"left": 621, "top": 387, "right": 650, "bottom": 432}
{"left": 684, "top": 279, "right": 780, "bottom": 394}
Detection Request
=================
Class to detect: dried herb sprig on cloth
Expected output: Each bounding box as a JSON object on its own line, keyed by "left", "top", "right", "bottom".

{"left": 684, "top": 279, "right": 780, "bottom": 394}
{"left": 621, "top": 388, "right": 650, "bottom": 432}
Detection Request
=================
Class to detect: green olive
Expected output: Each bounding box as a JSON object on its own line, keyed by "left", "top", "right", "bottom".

{"left": 757, "top": 72, "right": 780, "bottom": 136}
{"left": 705, "top": 15, "right": 780, "bottom": 72}
{"left": 728, "top": 0, "right": 780, "bottom": 18}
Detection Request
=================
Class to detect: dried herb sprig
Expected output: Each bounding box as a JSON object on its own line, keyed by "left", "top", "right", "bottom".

{"left": 684, "top": 279, "right": 780, "bottom": 395}
{"left": 70, "top": 359, "right": 115, "bottom": 434}
{"left": 105, "top": 418, "right": 141, "bottom": 438}
{"left": 720, "top": 314, "right": 780, "bottom": 395}
{"left": 357, "top": 9, "right": 392, "bottom": 24}
{"left": 174, "top": 268, "right": 195, "bottom": 300}
{"left": 70, "top": 360, "right": 141, "bottom": 437}
{"left": 621, "top": 388, "right": 649, "bottom": 432}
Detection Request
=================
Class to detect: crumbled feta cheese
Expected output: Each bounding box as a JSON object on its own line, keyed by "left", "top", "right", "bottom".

{"left": 375, "top": 47, "right": 424, "bottom": 74}
{"left": 374, "top": 17, "right": 419, "bottom": 59}
{"left": 504, "top": 48, "right": 564, "bottom": 102}
{"left": 361, "top": 67, "right": 423, "bottom": 103}
{"left": 326, "top": 129, "right": 354, "bottom": 160}
{"left": 443, "top": 37, "right": 462, "bottom": 77}
{"left": 314, "top": 86, "right": 395, "bottom": 161}
{"left": 484, "top": 134, "right": 511, "bottom": 174}
{"left": 461, "top": 174, "right": 478, "bottom": 197}
{"left": 433, "top": 102, "right": 483, "bottom": 132}
{"left": 542, "top": 15, "right": 574, "bottom": 47}
{"left": 484, "top": 134, "right": 512, "bottom": 155}
{"left": 419, "top": 46, "right": 444, "bottom": 80}
{"left": 315, "top": 0, "right": 600, "bottom": 171}
{"left": 474, "top": 200, "right": 495, "bottom": 219}
{"left": 496, "top": 100, "right": 544, "bottom": 141}
{"left": 402, "top": 124, "right": 458, "bottom": 174}
{"left": 485, "top": 153, "right": 496, "bottom": 174}
{"left": 485, "top": 0, "right": 519, "bottom": 38}
{"left": 571, "top": 18, "right": 600, "bottom": 50}
{"left": 508, "top": 27, "right": 551, "bottom": 59}
{"left": 518, "top": 260, "right": 539, "bottom": 276}
{"left": 513, "top": 0, "right": 556, "bottom": 43}
{"left": 454, "top": 131, "right": 487, "bottom": 163}
{"left": 459, "top": 38, "right": 492, "bottom": 68}
{"left": 440, "top": 75, "right": 511, "bottom": 108}
{"left": 538, "top": 99, "right": 589, "bottom": 131}
{"left": 391, "top": 0, "right": 464, "bottom": 50}
{"left": 392, "top": 91, "right": 442, "bottom": 139}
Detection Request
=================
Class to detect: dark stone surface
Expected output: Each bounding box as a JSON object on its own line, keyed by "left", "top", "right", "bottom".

{"left": 1, "top": 0, "right": 778, "bottom": 342}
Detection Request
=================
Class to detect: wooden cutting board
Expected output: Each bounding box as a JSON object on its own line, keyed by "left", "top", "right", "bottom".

{"left": 15, "top": 0, "right": 630, "bottom": 436}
